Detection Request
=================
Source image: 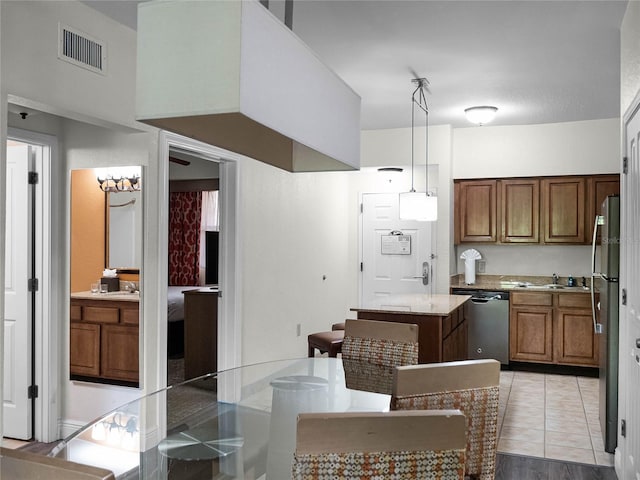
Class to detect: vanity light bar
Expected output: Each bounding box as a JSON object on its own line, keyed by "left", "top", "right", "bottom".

{"left": 96, "top": 167, "right": 141, "bottom": 193}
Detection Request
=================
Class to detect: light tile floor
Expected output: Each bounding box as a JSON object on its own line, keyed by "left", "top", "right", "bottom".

{"left": 498, "top": 370, "right": 615, "bottom": 466}
{"left": 1, "top": 438, "right": 29, "bottom": 449}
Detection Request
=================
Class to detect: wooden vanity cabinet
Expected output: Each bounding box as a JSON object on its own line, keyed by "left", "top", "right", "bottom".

{"left": 70, "top": 297, "right": 139, "bottom": 385}
{"left": 509, "top": 291, "right": 598, "bottom": 367}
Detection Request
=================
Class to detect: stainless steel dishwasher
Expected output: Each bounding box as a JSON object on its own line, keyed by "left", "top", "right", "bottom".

{"left": 451, "top": 289, "right": 510, "bottom": 365}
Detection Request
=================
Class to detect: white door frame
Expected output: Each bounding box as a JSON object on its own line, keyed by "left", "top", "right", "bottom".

{"left": 6, "top": 127, "right": 58, "bottom": 442}
{"left": 618, "top": 88, "right": 640, "bottom": 478}
{"left": 157, "top": 132, "right": 242, "bottom": 381}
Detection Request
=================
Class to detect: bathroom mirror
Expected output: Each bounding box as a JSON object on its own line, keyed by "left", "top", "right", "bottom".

{"left": 70, "top": 167, "right": 142, "bottom": 387}
{"left": 107, "top": 189, "right": 142, "bottom": 270}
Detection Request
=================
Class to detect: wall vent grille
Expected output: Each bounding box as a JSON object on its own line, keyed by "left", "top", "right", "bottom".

{"left": 58, "top": 24, "right": 106, "bottom": 75}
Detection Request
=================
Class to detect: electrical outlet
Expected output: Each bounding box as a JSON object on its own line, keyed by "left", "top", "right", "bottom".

{"left": 296, "top": 324, "right": 301, "bottom": 337}
{"left": 477, "top": 260, "right": 486, "bottom": 273}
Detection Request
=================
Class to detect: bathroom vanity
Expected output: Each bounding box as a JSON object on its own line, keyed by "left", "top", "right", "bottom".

{"left": 70, "top": 291, "right": 139, "bottom": 386}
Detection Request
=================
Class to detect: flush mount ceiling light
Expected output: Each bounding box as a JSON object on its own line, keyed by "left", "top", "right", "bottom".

{"left": 464, "top": 106, "right": 498, "bottom": 126}
{"left": 136, "top": 1, "right": 360, "bottom": 173}
{"left": 399, "top": 77, "right": 437, "bottom": 222}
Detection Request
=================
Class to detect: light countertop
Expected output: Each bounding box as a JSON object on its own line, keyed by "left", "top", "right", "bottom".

{"left": 450, "top": 274, "right": 592, "bottom": 294}
{"left": 71, "top": 291, "right": 140, "bottom": 302}
{"left": 351, "top": 294, "right": 471, "bottom": 316}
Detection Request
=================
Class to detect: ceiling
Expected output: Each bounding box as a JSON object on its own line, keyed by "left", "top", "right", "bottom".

{"left": 84, "top": 0, "right": 627, "bottom": 129}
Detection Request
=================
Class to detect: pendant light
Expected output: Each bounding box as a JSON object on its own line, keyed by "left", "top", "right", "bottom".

{"left": 399, "top": 78, "right": 437, "bottom": 221}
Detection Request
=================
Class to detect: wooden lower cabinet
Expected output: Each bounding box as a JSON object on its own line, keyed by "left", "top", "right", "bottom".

{"left": 510, "top": 306, "right": 553, "bottom": 362}
{"left": 555, "top": 308, "right": 599, "bottom": 366}
{"left": 101, "top": 324, "right": 140, "bottom": 382}
{"left": 70, "top": 323, "right": 100, "bottom": 376}
{"left": 70, "top": 297, "right": 139, "bottom": 385}
{"left": 509, "top": 291, "right": 598, "bottom": 367}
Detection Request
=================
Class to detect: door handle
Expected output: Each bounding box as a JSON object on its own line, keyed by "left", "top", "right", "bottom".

{"left": 412, "top": 261, "right": 429, "bottom": 286}
{"left": 636, "top": 338, "right": 640, "bottom": 349}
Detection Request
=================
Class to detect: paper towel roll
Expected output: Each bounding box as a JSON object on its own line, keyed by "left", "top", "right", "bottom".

{"left": 460, "top": 248, "right": 482, "bottom": 285}
{"left": 465, "top": 258, "right": 476, "bottom": 285}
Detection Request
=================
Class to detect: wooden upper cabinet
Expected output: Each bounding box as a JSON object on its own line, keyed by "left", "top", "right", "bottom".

{"left": 499, "top": 179, "right": 540, "bottom": 243}
{"left": 458, "top": 180, "right": 497, "bottom": 243}
{"left": 541, "top": 177, "right": 586, "bottom": 243}
{"left": 587, "top": 175, "right": 620, "bottom": 243}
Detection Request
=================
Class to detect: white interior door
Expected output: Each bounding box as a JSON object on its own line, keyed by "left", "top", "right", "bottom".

{"left": 3, "top": 143, "right": 33, "bottom": 439}
{"left": 622, "top": 101, "right": 640, "bottom": 480}
{"left": 360, "top": 193, "right": 435, "bottom": 307}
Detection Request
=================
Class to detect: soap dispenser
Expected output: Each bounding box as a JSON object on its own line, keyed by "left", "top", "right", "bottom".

{"left": 567, "top": 275, "right": 576, "bottom": 287}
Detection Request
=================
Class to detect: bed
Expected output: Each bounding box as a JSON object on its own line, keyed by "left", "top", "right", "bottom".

{"left": 167, "top": 285, "right": 199, "bottom": 357}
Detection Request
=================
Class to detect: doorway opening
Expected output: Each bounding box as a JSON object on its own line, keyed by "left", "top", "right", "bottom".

{"left": 158, "top": 132, "right": 241, "bottom": 389}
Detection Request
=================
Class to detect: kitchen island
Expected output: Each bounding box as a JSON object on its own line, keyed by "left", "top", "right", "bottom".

{"left": 351, "top": 294, "right": 471, "bottom": 364}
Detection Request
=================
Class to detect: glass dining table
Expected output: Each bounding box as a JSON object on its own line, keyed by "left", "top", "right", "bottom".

{"left": 50, "top": 357, "right": 393, "bottom": 479}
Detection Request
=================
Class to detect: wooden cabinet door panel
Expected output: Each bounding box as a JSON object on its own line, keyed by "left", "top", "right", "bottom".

{"left": 70, "top": 323, "right": 100, "bottom": 376}
{"left": 459, "top": 180, "right": 497, "bottom": 242}
{"left": 588, "top": 175, "right": 620, "bottom": 243}
{"left": 542, "top": 177, "right": 586, "bottom": 243}
{"left": 84, "top": 306, "right": 119, "bottom": 324}
{"left": 101, "top": 325, "right": 139, "bottom": 382}
{"left": 121, "top": 307, "right": 139, "bottom": 325}
{"left": 555, "top": 310, "right": 598, "bottom": 366}
{"left": 500, "top": 179, "right": 539, "bottom": 243}
{"left": 510, "top": 307, "right": 553, "bottom": 362}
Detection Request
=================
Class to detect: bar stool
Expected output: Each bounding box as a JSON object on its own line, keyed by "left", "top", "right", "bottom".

{"left": 331, "top": 322, "right": 345, "bottom": 331}
{"left": 307, "top": 330, "right": 344, "bottom": 358}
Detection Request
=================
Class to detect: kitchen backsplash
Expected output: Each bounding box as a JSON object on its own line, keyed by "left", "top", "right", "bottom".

{"left": 455, "top": 244, "right": 593, "bottom": 278}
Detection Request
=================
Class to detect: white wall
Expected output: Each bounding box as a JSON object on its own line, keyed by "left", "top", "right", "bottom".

{"left": 453, "top": 118, "right": 619, "bottom": 178}
{"left": 1, "top": 1, "right": 160, "bottom": 437}
{"left": 621, "top": 1, "right": 640, "bottom": 115}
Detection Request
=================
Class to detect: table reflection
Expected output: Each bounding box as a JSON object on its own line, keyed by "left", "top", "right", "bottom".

{"left": 51, "top": 358, "right": 391, "bottom": 479}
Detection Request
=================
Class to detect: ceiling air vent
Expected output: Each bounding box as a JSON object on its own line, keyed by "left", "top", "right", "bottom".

{"left": 58, "top": 24, "right": 106, "bottom": 75}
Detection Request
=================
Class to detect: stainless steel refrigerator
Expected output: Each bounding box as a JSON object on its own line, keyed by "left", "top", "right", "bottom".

{"left": 591, "top": 195, "right": 619, "bottom": 453}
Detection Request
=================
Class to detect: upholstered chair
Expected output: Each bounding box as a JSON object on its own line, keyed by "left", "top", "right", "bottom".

{"left": 391, "top": 359, "right": 501, "bottom": 480}
{"left": 341, "top": 318, "right": 419, "bottom": 366}
{"left": 292, "top": 410, "right": 467, "bottom": 479}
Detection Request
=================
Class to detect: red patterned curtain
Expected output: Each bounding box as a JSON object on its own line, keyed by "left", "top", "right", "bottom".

{"left": 169, "top": 192, "right": 202, "bottom": 285}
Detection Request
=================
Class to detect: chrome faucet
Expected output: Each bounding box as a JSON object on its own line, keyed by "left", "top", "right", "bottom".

{"left": 552, "top": 273, "right": 559, "bottom": 285}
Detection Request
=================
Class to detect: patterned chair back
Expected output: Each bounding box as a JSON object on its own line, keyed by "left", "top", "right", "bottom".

{"left": 342, "top": 319, "right": 419, "bottom": 367}
{"left": 391, "top": 359, "right": 501, "bottom": 480}
{"left": 292, "top": 410, "right": 467, "bottom": 479}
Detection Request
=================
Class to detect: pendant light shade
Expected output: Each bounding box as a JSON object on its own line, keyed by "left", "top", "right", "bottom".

{"left": 398, "top": 77, "right": 437, "bottom": 222}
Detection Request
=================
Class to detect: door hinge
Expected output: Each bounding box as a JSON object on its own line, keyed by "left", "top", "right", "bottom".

{"left": 28, "top": 278, "right": 39, "bottom": 292}
{"left": 360, "top": 203, "right": 363, "bottom": 214}
{"left": 622, "top": 288, "right": 627, "bottom": 306}
{"left": 621, "top": 419, "right": 626, "bottom": 438}
{"left": 27, "top": 385, "right": 38, "bottom": 399}
{"left": 623, "top": 157, "right": 628, "bottom": 175}
{"left": 28, "top": 171, "right": 39, "bottom": 185}
{"left": 360, "top": 262, "right": 363, "bottom": 272}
